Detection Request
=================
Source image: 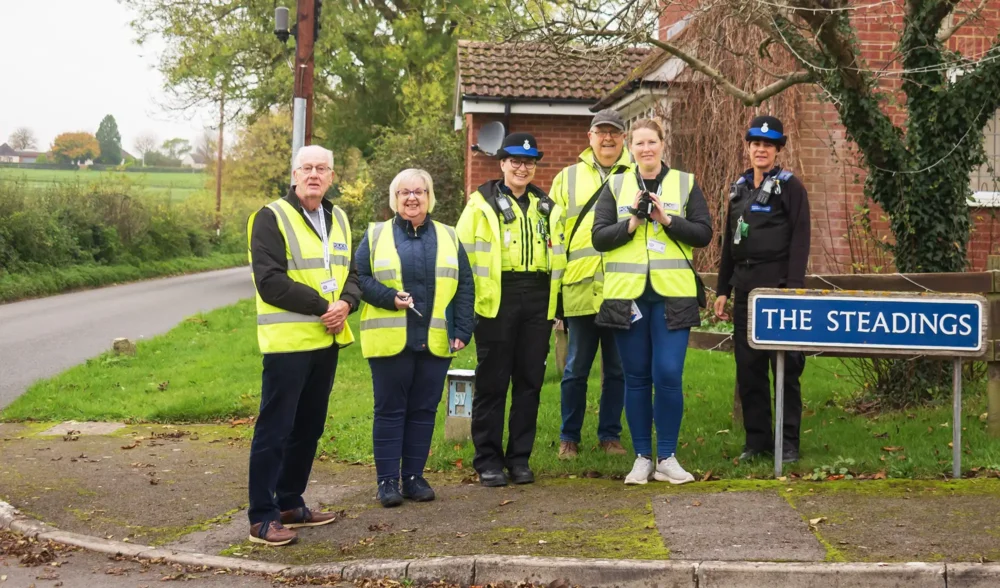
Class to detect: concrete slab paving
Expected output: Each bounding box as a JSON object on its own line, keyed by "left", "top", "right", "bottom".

{"left": 652, "top": 491, "right": 826, "bottom": 562}
{"left": 39, "top": 420, "right": 126, "bottom": 436}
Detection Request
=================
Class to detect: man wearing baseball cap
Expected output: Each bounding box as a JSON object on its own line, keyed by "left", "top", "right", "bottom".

{"left": 550, "top": 109, "right": 632, "bottom": 460}
{"left": 457, "top": 132, "right": 566, "bottom": 487}
{"left": 714, "top": 115, "right": 811, "bottom": 464}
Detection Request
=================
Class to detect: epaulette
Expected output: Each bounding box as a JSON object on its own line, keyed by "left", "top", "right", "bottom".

{"left": 736, "top": 176, "right": 746, "bottom": 185}
{"left": 777, "top": 169, "right": 793, "bottom": 181}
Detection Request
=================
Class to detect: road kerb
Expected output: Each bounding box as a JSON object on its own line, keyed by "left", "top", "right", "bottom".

{"left": 698, "top": 560, "right": 946, "bottom": 588}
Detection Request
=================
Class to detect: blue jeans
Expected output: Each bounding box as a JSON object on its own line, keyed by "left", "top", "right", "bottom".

{"left": 560, "top": 316, "right": 625, "bottom": 443}
{"left": 369, "top": 349, "right": 452, "bottom": 481}
{"left": 612, "top": 298, "right": 690, "bottom": 458}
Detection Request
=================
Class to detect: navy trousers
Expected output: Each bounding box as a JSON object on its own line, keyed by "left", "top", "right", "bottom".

{"left": 248, "top": 344, "right": 339, "bottom": 526}
{"left": 369, "top": 349, "right": 452, "bottom": 481}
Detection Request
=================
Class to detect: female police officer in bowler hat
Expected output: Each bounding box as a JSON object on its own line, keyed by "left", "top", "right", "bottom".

{"left": 456, "top": 133, "right": 566, "bottom": 487}
{"left": 714, "top": 115, "right": 811, "bottom": 464}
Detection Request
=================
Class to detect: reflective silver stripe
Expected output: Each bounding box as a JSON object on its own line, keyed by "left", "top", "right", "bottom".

{"left": 268, "top": 203, "right": 305, "bottom": 270}
{"left": 297, "top": 258, "right": 327, "bottom": 269}
{"left": 331, "top": 256, "right": 349, "bottom": 267}
{"left": 474, "top": 266, "right": 490, "bottom": 277}
{"left": 552, "top": 244, "right": 566, "bottom": 256}
{"left": 331, "top": 206, "right": 349, "bottom": 243}
{"left": 605, "top": 261, "right": 646, "bottom": 274}
{"left": 473, "top": 241, "right": 492, "bottom": 253}
{"left": 650, "top": 259, "right": 689, "bottom": 270}
{"left": 567, "top": 247, "right": 598, "bottom": 262}
{"left": 374, "top": 269, "right": 398, "bottom": 281}
{"left": 551, "top": 268, "right": 565, "bottom": 280}
{"left": 612, "top": 172, "right": 626, "bottom": 196}
{"left": 258, "top": 312, "right": 321, "bottom": 325}
{"left": 564, "top": 271, "right": 604, "bottom": 286}
{"left": 436, "top": 267, "right": 459, "bottom": 279}
{"left": 361, "top": 317, "right": 408, "bottom": 330}
{"left": 429, "top": 318, "right": 448, "bottom": 330}
{"left": 677, "top": 171, "right": 692, "bottom": 211}
{"left": 566, "top": 168, "right": 579, "bottom": 218}
{"left": 441, "top": 224, "right": 458, "bottom": 249}
{"left": 371, "top": 221, "right": 388, "bottom": 255}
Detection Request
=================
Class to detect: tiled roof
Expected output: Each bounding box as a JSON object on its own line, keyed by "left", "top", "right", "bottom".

{"left": 457, "top": 40, "right": 650, "bottom": 102}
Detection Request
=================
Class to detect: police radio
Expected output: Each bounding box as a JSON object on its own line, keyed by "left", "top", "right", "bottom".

{"left": 496, "top": 194, "right": 517, "bottom": 224}
{"left": 536, "top": 196, "right": 554, "bottom": 218}
{"left": 755, "top": 176, "right": 776, "bottom": 205}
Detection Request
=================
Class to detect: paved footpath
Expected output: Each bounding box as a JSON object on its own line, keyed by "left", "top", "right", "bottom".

{"left": 0, "top": 267, "right": 253, "bottom": 409}
{"left": 1, "top": 422, "right": 999, "bottom": 587}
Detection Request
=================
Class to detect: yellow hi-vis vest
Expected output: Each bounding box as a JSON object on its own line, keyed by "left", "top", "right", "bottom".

{"left": 602, "top": 167, "right": 697, "bottom": 300}
{"left": 247, "top": 198, "right": 355, "bottom": 353}
{"left": 456, "top": 189, "right": 566, "bottom": 319}
{"left": 551, "top": 147, "right": 632, "bottom": 316}
{"left": 359, "top": 220, "right": 460, "bottom": 358}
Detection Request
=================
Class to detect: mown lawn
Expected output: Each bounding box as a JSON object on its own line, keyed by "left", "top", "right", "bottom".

{"left": 4, "top": 299, "right": 999, "bottom": 480}
{"left": 0, "top": 168, "right": 208, "bottom": 200}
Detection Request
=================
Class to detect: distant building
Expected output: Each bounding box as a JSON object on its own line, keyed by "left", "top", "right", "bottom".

{"left": 181, "top": 152, "right": 208, "bottom": 170}
{"left": 0, "top": 143, "right": 44, "bottom": 164}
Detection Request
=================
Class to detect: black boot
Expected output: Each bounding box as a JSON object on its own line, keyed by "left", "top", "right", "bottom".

{"left": 401, "top": 475, "right": 435, "bottom": 501}
{"left": 377, "top": 478, "right": 403, "bottom": 507}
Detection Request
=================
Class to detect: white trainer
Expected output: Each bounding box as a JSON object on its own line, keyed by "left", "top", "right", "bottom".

{"left": 653, "top": 455, "right": 695, "bottom": 485}
{"left": 624, "top": 456, "right": 654, "bottom": 485}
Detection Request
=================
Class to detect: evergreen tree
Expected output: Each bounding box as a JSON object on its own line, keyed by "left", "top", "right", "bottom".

{"left": 96, "top": 115, "right": 122, "bottom": 165}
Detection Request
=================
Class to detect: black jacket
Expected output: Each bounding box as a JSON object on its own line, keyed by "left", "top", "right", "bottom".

{"left": 716, "top": 167, "right": 810, "bottom": 298}
{"left": 592, "top": 165, "right": 713, "bottom": 329}
{"left": 355, "top": 213, "right": 476, "bottom": 349}
{"left": 249, "top": 187, "right": 362, "bottom": 316}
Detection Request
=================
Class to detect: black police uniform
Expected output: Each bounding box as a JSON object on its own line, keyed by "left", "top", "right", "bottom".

{"left": 716, "top": 116, "right": 811, "bottom": 459}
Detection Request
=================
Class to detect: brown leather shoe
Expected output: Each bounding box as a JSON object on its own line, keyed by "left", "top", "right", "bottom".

{"left": 280, "top": 506, "right": 339, "bottom": 529}
{"left": 249, "top": 521, "right": 298, "bottom": 546}
{"left": 558, "top": 441, "right": 579, "bottom": 459}
{"left": 599, "top": 439, "right": 628, "bottom": 455}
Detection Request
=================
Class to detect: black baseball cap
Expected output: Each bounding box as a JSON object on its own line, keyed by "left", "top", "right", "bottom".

{"left": 745, "top": 115, "right": 787, "bottom": 147}
{"left": 497, "top": 133, "right": 543, "bottom": 160}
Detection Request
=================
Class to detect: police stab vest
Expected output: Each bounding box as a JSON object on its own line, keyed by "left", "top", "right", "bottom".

{"left": 456, "top": 186, "right": 566, "bottom": 319}
{"left": 248, "top": 198, "right": 354, "bottom": 354}
{"left": 359, "top": 220, "right": 460, "bottom": 358}
{"left": 602, "top": 167, "right": 697, "bottom": 300}
{"left": 728, "top": 169, "right": 794, "bottom": 265}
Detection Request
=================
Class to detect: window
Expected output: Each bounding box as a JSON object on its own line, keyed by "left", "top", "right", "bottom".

{"left": 969, "top": 109, "right": 1000, "bottom": 206}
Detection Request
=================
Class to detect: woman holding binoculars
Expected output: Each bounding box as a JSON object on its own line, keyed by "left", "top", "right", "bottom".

{"left": 590, "top": 118, "right": 712, "bottom": 486}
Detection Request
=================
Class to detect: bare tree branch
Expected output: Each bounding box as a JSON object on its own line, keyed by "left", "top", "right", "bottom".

{"left": 643, "top": 35, "right": 815, "bottom": 106}
{"left": 937, "top": 0, "right": 990, "bottom": 43}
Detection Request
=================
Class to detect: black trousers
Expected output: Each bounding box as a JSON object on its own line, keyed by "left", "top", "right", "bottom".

{"left": 248, "top": 344, "right": 338, "bottom": 525}
{"left": 733, "top": 291, "right": 804, "bottom": 452}
{"left": 471, "top": 284, "right": 552, "bottom": 472}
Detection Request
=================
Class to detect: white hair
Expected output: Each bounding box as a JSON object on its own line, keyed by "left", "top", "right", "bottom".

{"left": 293, "top": 144, "right": 334, "bottom": 170}
{"left": 388, "top": 168, "right": 436, "bottom": 214}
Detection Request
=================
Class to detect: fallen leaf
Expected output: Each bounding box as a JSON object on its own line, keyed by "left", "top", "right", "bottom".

{"left": 809, "top": 517, "right": 826, "bottom": 526}
{"left": 872, "top": 432, "right": 889, "bottom": 439}
{"left": 499, "top": 499, "right": 515, "bottom": 506}
{"left": 120, "top": 441, "right": 139, "bottom": 450}
{"left": 454, "top": 458, "right": 463, "bottom": 470}
{"left": 538, "top": 540, "right": 548, "bottom": 544}
{"left": 157, "top": 381, "right": 169, "bottom": 391}
{"left": 691, "top": 501, "right": 702, "bottom": 507}
{"left": 881, "top": 446, "right": 904, "bottom": 452}
{"left": 701, "top": 470, "right": 713, "bottom": 482}
{"left": 716, "top": 429, "right": 730, "bottom": 435}
{"left": 453, "top": 444, "right": 462, "bottom": 451}
{"left": 873, "top": 470, "right": 887, "bottom": 480}
{"left": 455, "top": 532, "right": 468, "bottom": 538}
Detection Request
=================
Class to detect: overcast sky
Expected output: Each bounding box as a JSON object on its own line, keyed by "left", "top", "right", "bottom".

{"left": 0, "top": 1, "right": 216, "bottom": 153}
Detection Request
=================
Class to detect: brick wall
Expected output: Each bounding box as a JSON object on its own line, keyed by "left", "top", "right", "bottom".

{"left": 464, "top": 112, "right": 593, "bottom": 196}
{"left": 792, "top": 0, "right": 1000, "bottom": 272}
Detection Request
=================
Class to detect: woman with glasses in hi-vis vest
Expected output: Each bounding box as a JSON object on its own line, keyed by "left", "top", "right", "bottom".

{"left": 355, "top": 168, "right": 475, "bottom": 507}
{"left": 591, "top": 119, "right": 713, "bottom": 486}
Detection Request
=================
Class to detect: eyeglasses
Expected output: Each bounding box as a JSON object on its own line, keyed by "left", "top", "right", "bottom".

{"left": 297, "top": 164, "right": 331, "bottom": 175}
{"left": 592, "top": 130, "right": 625, "bottom": 139}
{"left": 396, "top": 188, "right": 427, "bottom": 198}
{"left": 507, "top": 159, "right": 537, "bottom": 170}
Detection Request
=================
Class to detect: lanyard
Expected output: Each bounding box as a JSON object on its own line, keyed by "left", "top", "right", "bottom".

{"left": 306, "top": 207, "right": 330, "bottom": 274}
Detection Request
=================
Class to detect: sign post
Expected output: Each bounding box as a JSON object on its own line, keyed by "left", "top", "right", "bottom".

{"left": 748, "top": 290, "right": 986, "bottom": 477}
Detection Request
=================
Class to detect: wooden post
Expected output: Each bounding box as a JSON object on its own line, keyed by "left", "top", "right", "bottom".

{"left": 987, "top": 256, "right": 1000, "bottom": 438}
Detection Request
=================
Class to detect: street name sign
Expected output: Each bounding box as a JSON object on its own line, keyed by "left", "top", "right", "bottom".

{"left": 746, "top": 289, "right": 987, "bottom": 477}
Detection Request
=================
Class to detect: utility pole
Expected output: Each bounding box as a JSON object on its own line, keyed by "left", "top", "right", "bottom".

{"left": 215, "top": 82, "right": 225, "bottom": 234}
{"left": 276, "top": 1, "right": 320, "bottom": 177}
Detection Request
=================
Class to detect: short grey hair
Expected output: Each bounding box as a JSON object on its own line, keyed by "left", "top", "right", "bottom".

{"left": 388, "top": 168, "right": 436, "bottom": 213}
{"left": 293, "top": 144, "right": 334, "bottom": 170}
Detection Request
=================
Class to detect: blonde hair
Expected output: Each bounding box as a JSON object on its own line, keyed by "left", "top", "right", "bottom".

{"left": 629, "top": 118, "right": 665, "bottom": 143}
{"left": 388, "top": 168, "right": 436, "bottom": 213}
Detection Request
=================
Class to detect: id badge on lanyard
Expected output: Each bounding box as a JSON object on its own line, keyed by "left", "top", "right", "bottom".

{"left": 314, "top": 209, "right": 338, "bottom": 294}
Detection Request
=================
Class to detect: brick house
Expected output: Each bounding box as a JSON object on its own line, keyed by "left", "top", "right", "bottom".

{"left": 0, "top": 143, "right": 43, "bottom": 164}
{"left": 456, "top": 2, "right": 1000, "bottom": 272}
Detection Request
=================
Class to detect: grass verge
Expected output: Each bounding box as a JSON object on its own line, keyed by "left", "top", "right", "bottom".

{"left": 0, "top": 253, "right": 247, "bottom": 303}
{"left": 3, "top": 299, "right": 1000, "bottom": 480}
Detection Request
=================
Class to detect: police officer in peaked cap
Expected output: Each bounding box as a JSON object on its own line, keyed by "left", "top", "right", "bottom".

{"left": 456, "top": 132, "right": 567, "bottom": 487}
{"left": 714, "top": 115, "right": 811, "bottom": 464}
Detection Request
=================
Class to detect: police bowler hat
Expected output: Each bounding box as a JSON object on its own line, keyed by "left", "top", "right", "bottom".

{"left": 745, "top": 115, "right": 787, "bottom": 147}
{"left": 497, "top": 133, "right": 544, "bottom": 160}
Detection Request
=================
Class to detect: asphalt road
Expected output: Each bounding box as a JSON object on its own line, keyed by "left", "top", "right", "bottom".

{"left": 0, "top": 267, "right": 254, "bottom": 409}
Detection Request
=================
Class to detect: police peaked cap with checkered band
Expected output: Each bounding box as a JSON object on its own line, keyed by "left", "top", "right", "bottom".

{"left": 497, "top": 133, "right": 544, "bottom": 160}
{"left": 745, "top": 115, "right": 787, "bottom": 147}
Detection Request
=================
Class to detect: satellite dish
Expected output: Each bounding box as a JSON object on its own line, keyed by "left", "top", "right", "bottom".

{"left": 472, "top": 122, "right": 505, "bottom": 156}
